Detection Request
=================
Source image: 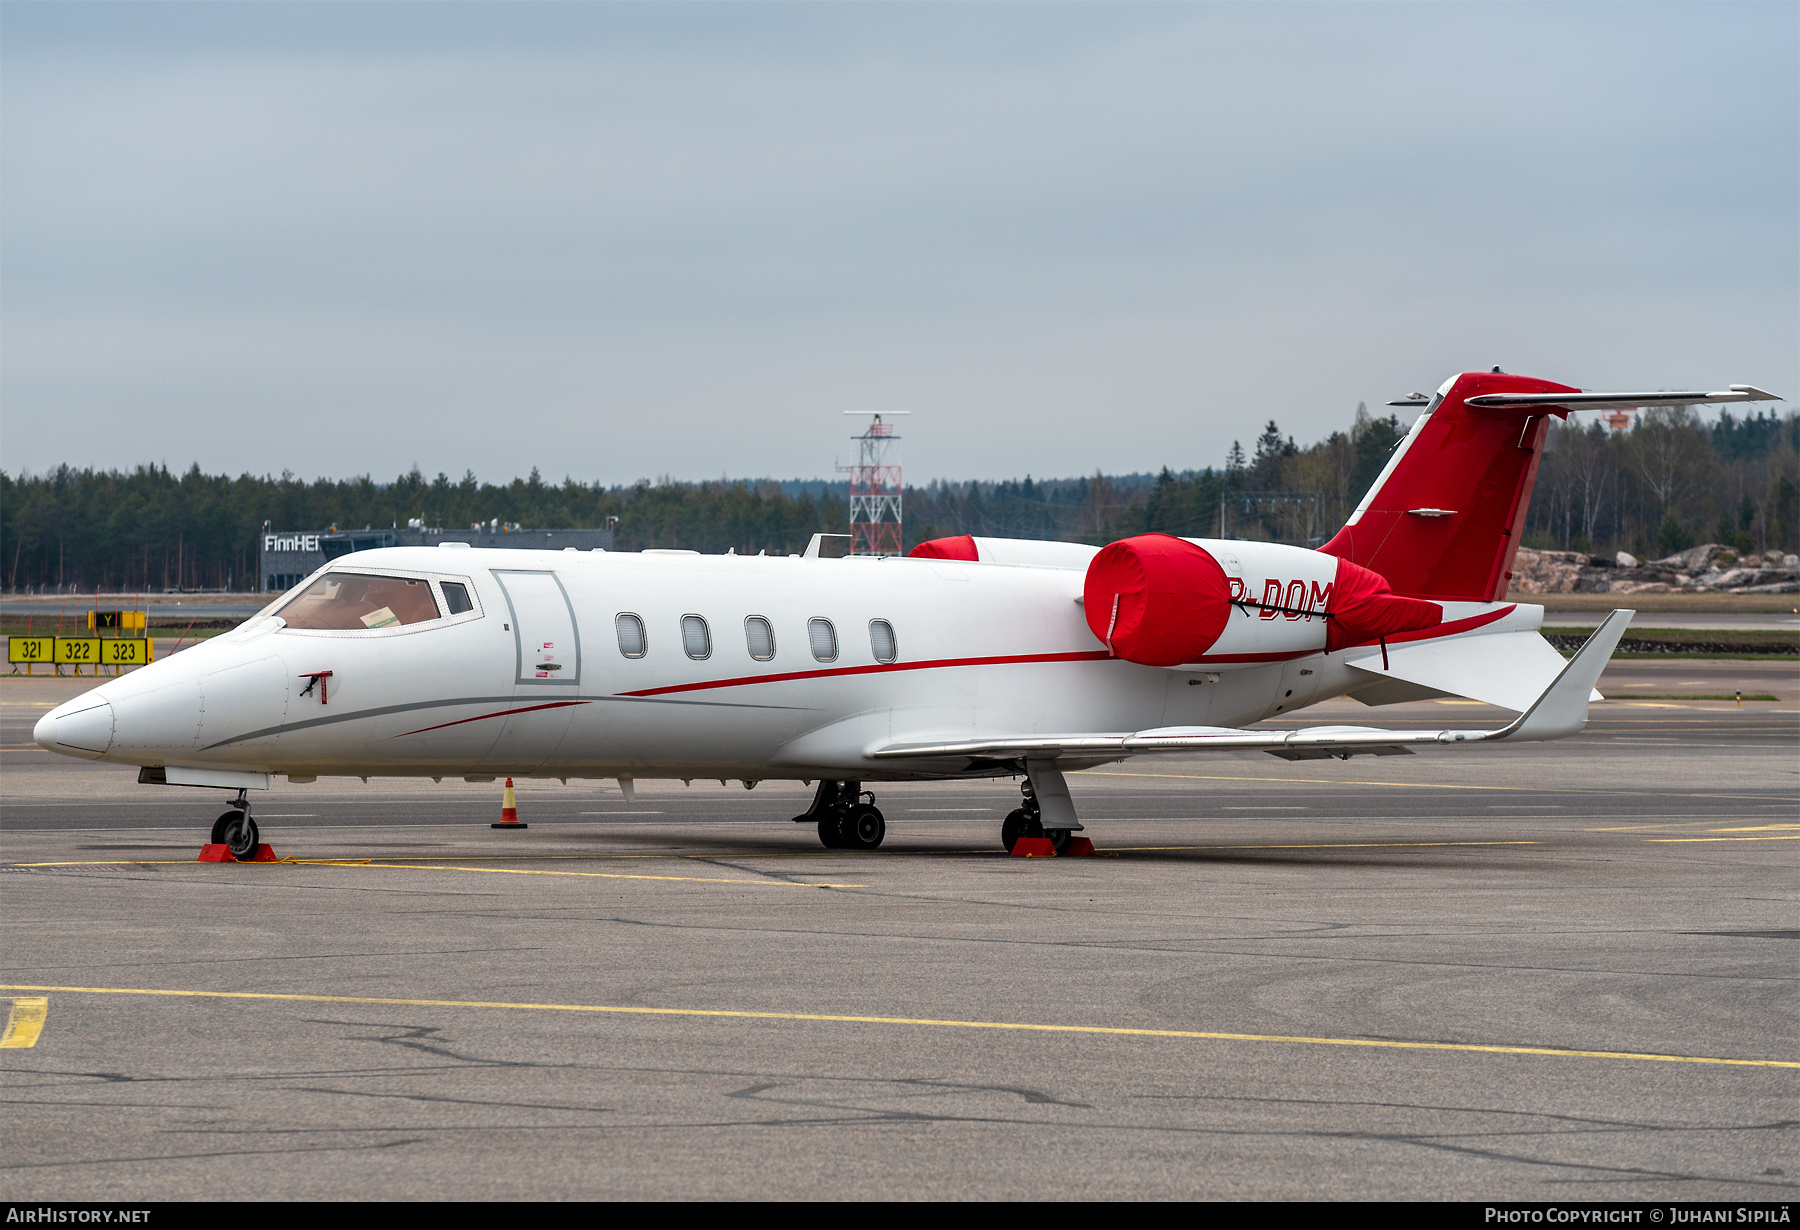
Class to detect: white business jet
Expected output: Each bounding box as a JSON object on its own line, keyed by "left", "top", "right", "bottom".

{"left": 34, "top": 371, "right": 1781, "bottom": 859}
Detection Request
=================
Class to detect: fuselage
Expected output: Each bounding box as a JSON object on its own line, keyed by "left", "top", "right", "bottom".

{"left": 34, "top": 541, "right": 1543, "bottom": 783}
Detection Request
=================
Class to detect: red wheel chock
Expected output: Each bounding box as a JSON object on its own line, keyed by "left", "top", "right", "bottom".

{"left": 197, "top": 843, "right": 278, "bottom": 863}
{"left": 1009, "top": 836, "right": 1097, "bottom": 858}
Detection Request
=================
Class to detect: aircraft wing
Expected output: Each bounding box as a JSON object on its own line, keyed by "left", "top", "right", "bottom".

{"left": 872, "top": 611, "right": 1633, "bottom": 765}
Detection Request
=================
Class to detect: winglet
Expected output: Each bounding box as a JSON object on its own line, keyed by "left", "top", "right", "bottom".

{"left": 1491, "top": 609, "right": 1633, "bottom": 742}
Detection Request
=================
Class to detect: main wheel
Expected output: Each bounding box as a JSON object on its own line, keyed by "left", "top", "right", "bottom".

{"left": 843, "top": 805, "right": 885, "bottom": 850}
{"left": 1001, "top": 809, "right": 1043, "bottom": 852}
{"left": 818, "top": 814, "right": 848, "bottom": 849}
{"left": 1046, "top": 829, "right": 1073, "bottom": 855}
{"left": 219, "top": 812, "right": 260, "bottom": 860}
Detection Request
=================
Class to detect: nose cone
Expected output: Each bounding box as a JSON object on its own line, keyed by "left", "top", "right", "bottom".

{"left": 36, "top": 697, "right": 115, "bottom": 759}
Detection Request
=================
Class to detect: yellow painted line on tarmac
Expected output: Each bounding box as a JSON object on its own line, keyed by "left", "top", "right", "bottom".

{"left": 0, "top": 997, "right": 47, "bottom": 1048}
{"left": 1592, "top": 822, "right": 1720, "bottom": 832}
{"left": 1075, "top": 769, "right": 1789, "bottom": 803}
{"left": 1100, "top": 841, "right": 1538, "bottom": 852}
{"left": 1647, "top": 835, "right": 1800, "bottom": 843}
{"left": 345, "top": 862, "right": 865, "bottom": 889}
{"left": 8, "top": 857, "right": 862, "bottom": 888}
{"left": 1077, "top": 770, "right": 1528, "bottom": 793}
{"left": 1708, "top": 824, "right": 1799, "bottom": 832}
{"left": 0, "top": 983, "right": 1791, "bottom": 1070}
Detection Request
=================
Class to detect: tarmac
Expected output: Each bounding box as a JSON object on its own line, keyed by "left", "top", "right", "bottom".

{"left": 1, "top": 659, "right": 1794, "bottom": 1200}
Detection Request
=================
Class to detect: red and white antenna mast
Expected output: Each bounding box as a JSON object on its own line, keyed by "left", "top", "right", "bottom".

{"left": 842, "top": 411, "right": 909, "bottom": 556}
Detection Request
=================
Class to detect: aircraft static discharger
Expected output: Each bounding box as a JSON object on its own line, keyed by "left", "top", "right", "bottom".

{"left": 34, "top": 371, "right": 1783, "bottom": 858}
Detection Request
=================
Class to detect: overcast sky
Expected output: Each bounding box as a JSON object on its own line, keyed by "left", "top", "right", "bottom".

{"left": 3, "top": 1, "right": 1794, "bottom": 486}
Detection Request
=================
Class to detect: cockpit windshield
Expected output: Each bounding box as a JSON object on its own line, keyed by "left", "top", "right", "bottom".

{"left": 276, "top": 572, "right": 441, "bottom": 631}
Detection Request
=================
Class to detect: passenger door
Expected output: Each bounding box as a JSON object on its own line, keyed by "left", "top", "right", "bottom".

{"left": 479, "top": 570, "right": 583, "bottom": 773}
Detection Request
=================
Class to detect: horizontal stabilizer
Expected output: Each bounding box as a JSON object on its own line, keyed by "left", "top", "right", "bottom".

{"left": 1465, "top": 386, "right": 1781, "bottom": 412}
{"left": 1345, "top": 630, "right": 1574, "bottom": 712}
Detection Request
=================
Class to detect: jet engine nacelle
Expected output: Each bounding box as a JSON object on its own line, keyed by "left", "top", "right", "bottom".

{"left": 1083, "top": 534, "right": 1444, "bottom": 666}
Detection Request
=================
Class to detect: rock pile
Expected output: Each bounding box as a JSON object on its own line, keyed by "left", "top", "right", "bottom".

{"left": 1510, "top": 545, "right": 1800, "bottom": 595}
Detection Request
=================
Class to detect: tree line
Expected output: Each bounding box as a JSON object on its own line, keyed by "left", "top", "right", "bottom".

{"left": 4, "top": 405, "right": 1794, "bottom": 592}
{"left": 1524, "top": 408, "right": 1799, "bottom": 558}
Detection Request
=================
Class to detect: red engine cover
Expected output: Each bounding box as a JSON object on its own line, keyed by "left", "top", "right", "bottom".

{"left": 1325, "top": 557, "right": 1443, "bottom": 652}
{"left": 908, "top": 535, "right": 979, "bottom": 561}
{"left": 1083, "top": 534, "right": 1232, "bottom": 666}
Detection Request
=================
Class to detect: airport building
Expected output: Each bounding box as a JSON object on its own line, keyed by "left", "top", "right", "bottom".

{"left": 259, "top": 526, "right": 615, "bottom": 592}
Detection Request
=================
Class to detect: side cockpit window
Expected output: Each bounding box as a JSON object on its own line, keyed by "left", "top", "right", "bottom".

{"left": 277, "top": 573, "right": 441, "bottom": 630}
{"left": 441, "top": 582, "right": 474, "bottom": 615}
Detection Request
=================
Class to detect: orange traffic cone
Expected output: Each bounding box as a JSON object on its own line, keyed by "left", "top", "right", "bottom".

{"left": 491, "top": 777, "right": 528, "bottom": 829}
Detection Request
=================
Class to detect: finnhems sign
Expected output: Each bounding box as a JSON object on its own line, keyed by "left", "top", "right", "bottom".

{"left": 263, "top": 534, "right": 320, "bottom": 553}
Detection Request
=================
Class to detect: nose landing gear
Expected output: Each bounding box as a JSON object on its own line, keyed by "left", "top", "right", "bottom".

{"left": 794, "top": 780, "right": 886, "bottom": 850}
{"left": 209, "top": 789, "right": 261, "bottom": 861}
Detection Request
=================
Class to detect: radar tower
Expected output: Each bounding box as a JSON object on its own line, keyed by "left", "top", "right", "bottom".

{"left": 842, "top": 412, "right": 909, "bottom": 556}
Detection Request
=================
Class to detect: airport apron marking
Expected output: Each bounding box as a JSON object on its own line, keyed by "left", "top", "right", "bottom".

{"left": 7, "top": 855, "right": 865, "bottom": 885}
{"left": 1100, "top": 841, "right": 1540, "bottom": 852}
{"left": 0, "top": 997, "right": 47, "bottom": 1048}
{"left": 1076, "top": 769, "right": 1795, "bottom": 801}
{"left": 1649, "top": 835, "right": 1800, "bottom": 843}
{"left": 11, "top": 840, "right": 1539, "bottom": 869}
{"left": 320, "top": 861, "right": 865, "bottom": 887}
{"left": 3, "top": 985, "right": 1791, "bottom": 1070}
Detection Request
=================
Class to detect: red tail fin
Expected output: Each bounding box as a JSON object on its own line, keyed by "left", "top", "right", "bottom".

{"left": 1320, "top": 371, "right": 1577, "bottom": 601}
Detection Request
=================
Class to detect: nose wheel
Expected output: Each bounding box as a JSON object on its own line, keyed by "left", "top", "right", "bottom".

{"left": 210, "top": 810, "right": 260, "bottom": 859}
{"left": 209, "top": 789, "right": 261, "bottom": 860}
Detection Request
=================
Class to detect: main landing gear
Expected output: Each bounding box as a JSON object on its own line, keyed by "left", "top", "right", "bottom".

{"left": 1000, "top": 767, "right": 1081, "bottom": 855}
{"left": 794, "top": 780, "right": 885, "bottom": 850}
{"left": 209, "top": 788, "right": 260, "bottom": 860}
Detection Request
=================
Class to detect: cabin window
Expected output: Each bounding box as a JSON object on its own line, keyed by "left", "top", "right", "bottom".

{"left": 808, "top": 618, "right": 838, "bottom": 663}
{"left": 681, "top": 615, "right": 712, "bottom": 660}
{"left": 745, "top": 616, "right": 776, "bottom": 661}
{"left": 869, "top": 619, "right": 897, "bottom": 664}
{"left": 276, "top": 572, "right": 441, "bottom": 630}
{"left": 616, "top": 613, "right": 647, "bottom": 658}
{"left": 440, "top": 581, "right": 474, "bottom": 616}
